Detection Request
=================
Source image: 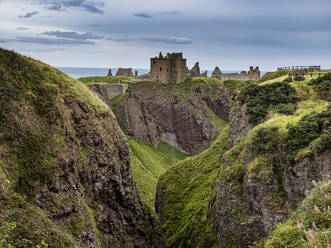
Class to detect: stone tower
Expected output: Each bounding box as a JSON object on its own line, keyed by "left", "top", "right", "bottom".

{"left": 150, "top": 52, "right": 187, "bottom": 83}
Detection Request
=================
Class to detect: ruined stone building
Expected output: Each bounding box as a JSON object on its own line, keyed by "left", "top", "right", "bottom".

{"left": 116, "top": 68, "right": 134, "bottom": 77}
{"left": 150, "top": 52, "right": 187, "bottom": 83}
{"left": 188, "top": 62, "right": 208, "bottom": 77}
{"left": 212, "top": 66, "right": 260, "bottom": 81}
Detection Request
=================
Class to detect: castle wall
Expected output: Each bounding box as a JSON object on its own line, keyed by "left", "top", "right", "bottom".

{"left": 89, "top": 83, "right": 129, "bottom": 102}
{"left": 212, "top": 66, "right": 260, "bottom": 81}
{"left": 150, "top": 53, "right": 187, "bottom": 84}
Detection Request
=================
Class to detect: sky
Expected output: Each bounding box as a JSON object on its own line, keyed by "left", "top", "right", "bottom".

{"left": 0, "top": 0, "right": 330, "bottom": 71}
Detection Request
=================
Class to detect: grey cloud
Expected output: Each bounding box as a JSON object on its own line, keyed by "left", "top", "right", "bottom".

{"left": 134, "top": 13, "right": 153, "bottom": 19}
{"left": 16, "top": 27, "right": 31, "bottom": 30}
{"left": 108, "top": 36, "right": 193, "bottom": 45}
{"left": 89, "top": 24, "right": 101, "bottom": 27}
{"left": 19, "top": 11, "right": 38, "bottom": 18}
{"left": 42, "top": 30, "right": 104, "bottom": 40}
{"left": 38, "top": 0, "right": 105, "bottom": 14}
{"left": 0, "top": 37, "right": 95, "bottom": 45}
{"left": 134, "top": 11, "right": 180, "bottom": 19}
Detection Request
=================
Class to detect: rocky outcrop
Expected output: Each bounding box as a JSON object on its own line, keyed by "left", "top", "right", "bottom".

{"left": 112, "top": 81, "right": 230, "bottom": 154}
{"left": 215, "top": 147, "right": 331, "bottom": 247}
{"left": 214, "top": 103, "right": 331, "bottom": 247}
{"left": 0, "top": 48, "right": 164, "bottom": 248}
{"left": 116, "top": 68, "right": 134, "bottom": 77}
{"left": 228, "top": 100, "right": 254, "bottom": 149}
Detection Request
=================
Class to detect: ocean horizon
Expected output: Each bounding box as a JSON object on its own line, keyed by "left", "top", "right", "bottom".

{"left": 57, "top": 67, "right": 267, "bottom": 79}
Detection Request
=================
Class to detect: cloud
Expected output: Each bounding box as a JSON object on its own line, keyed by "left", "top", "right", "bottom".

{"left": 0, "top": 37, "right": 95, "bottom": 45}
{"left": 19, "top": 11, "right": 38, "bottom": 18}
{"left": 134, "top": 13, "right": 153, "bottom": 19}
{"left": 16, "top": 36, "right": 95, "bottom": 45}
{"left": 134, "top": 11, "right": 180, "bottom": 19}
{"left": 38, "top": 0, "right": 105, "bottom": 14}
{"left": 89, "top": 24, "right": 101, "bottom": 27}
{"left": 108, "top": 36, "right": 193, "bottom": 45}
{"left": 42, "top": 30, "right": 104, "bottom": 40}
{"left": 16, "top": 27, "right": 31, "bottom": 31}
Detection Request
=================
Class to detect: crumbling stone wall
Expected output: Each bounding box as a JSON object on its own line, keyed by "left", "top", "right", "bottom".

{"left": 89, "top": 83, "right": 129, "bottom": 102}
{"left": 212, "top": 66, "right": 260, "bottom": 81}
{"left": 116, "top": 68, "right": 134, "bottom": 77}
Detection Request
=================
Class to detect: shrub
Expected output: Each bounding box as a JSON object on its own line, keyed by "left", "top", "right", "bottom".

{"left": 309, "top": 73, "right": 331, "bottom": 101}
{"left": 250, "top": 126, "right": 282, "bottom": 155}
{"left": 294, "top": 75, "right": 305, "bottom": 81}
{"left": 276, "top": 103, "right": 297, "bottom": 115}
{"left": 283, "top": 77, "right": 293, "bottom": 83}
{"left": 287, "top": 105, "right": 331, "bottom": 161}
{"left": 238, "top": 82, "right": 298, "bottom": 124}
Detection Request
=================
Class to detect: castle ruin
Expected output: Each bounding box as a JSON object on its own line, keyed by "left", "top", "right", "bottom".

{"left": 212, "top": 66, "right": 260, "bottom": 81}
{"left": 150, "top": 52, "right": 187, "bottom": 84}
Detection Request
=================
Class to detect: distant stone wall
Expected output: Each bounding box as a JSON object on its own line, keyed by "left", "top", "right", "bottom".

{"left": 89, "top": 83, "right": 129, "bottom": 102}
{"left": 212, "top": 66, "right": 260, "bottom": 81}
{"left": 116, "top": 68, "right": 134, "bottom": 77}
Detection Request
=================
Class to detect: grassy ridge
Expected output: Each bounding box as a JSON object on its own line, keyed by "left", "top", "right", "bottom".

{"left": 79, "top": 76, "right": 133, "bottom": 85}
{"left": 158, "top": 127, "right": 229, "bottom": 248}
{"left": 128, "top": 136, "right": 189, "bottom": 209}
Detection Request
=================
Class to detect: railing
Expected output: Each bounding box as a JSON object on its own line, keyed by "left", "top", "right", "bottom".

{"left": 277, "top": 66, "right": 321, "bottom": 71}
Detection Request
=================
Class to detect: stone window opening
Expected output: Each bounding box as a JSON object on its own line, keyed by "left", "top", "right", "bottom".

{"left": 153, "top": 61, "right": 156, "bottom": 64}
{"left": 160, "top": 67, "right": 162, "bottom": 72}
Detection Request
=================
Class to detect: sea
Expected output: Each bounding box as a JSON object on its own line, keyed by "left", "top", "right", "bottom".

{"left": 56, "top": 67, "right": 150, "bottom": 79}
{"left": 56, "top": 67, "right": 266, "bottom": 79}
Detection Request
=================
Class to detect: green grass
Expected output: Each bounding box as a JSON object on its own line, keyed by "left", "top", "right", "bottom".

{"left": 258, "top": 70, "right": 291, "bottom": 83}
{"left": 128, "top": 136, "right": 189, "bottom": 209}
{"left": 78, "top": 75, "right": 133, "bottom": 85}
{"left": 158, "top": 127, "right": 229, "bottom": 248}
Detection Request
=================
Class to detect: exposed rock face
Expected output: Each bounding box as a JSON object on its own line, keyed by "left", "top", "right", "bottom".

{"left": 0, "top": 49, "right": 164, "bottom": 248}
{"left": 112, "top": 81, "right": 230, "bottom": 154}
{"left": 190, "top": 62, "right": 201, "bottom": 77}
{"left": 107, "top": 68, "right": 112, "bottom": 76}
{"left": 214, "top": 102, "right": 331, "bottom": 247}
{"left": 116, "top": 68, "right": 134, "bottom": 77}
{"left": 215, "top": 150, "right": 331, "bottom": 247}
{"left": 227, "top": 100, "right": 254, "bottom": 149}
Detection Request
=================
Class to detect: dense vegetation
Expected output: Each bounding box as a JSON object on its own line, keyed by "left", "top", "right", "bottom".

{"left": 157, "top": 127, "right": 228, "bottom": 248}
{"left": 309, "top": 73, "right": 331, "bottom": 101}
{"left": 128, "top": 136, "right": 189, "bottom": 209}
{"left": 221, "top": 79, "right": 255, "bottom": 90}
{"left": 238, "top": 82, "right": 299, "bottom": 124}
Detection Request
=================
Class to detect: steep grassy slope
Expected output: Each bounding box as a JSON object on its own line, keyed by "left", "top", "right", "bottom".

{"left": 127, "top": 136, "right": 189, "bottom": 209}
{"left": 156, "top": 127, "right": 229, "bottom": 248}
{"left": 0, "top": 48, "right": 163, "bottom": 247}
